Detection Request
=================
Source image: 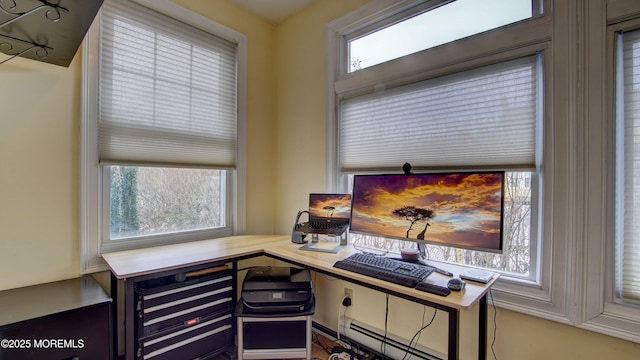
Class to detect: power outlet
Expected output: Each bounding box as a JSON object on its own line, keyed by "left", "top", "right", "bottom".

{"left": 344, "top": 288, "right": 353, "bottom": 305}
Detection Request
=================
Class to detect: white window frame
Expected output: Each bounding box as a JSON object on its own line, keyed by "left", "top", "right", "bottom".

{"left": 581, "top": 1, "right": 640, "bottom": 343}
{"left": 327, "top": 0, "right": 580, "bottom": 329}
{"left": 80, "top": 0, "right": 247, "bottom": 273}
{"left": 327, "top": 0, "right": 640, "bottom": 344}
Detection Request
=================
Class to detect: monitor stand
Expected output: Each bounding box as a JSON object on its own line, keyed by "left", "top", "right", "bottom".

{"left": 416, "top": 243, "right": 454, "bottom": 277}
{"left": 299, "top": 232, "right": 347, "bottom": 253}
{"left": 418, "top": 243, "right": 427, "bottom": 259}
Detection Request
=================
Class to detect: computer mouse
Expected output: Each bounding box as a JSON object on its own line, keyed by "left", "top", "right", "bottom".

{"left": 447, "top": 278, "right": 466, "bottom": 291}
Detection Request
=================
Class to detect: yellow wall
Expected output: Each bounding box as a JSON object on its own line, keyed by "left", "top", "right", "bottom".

{"left": 272, "top": 0, "right": 371, "bottom": 225}
{"left": 0, "top": 57, "right": 82, "bottom": 290}
{"left": 0, "top": 0, "right": 639, "bottom": 359}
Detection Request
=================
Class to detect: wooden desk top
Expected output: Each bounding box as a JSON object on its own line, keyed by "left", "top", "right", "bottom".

{"left": 102, "top": 234, "right": 497, "bottom": 310}
{"left": 265, "top": 242, "right": 497, "bottom": 311}
{"left": 102, "top": 234, "right": 290, "bottom": 279}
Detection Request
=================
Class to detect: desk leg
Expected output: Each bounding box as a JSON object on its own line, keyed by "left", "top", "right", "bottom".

{"left": 110, "top": 273, "right": 119, "bottom": 360}
{"left": 124, "top": 279, "right": 135, "bottom": 360}
{"left": 448, "top": 309, "right": 459, "bottom": 360}
{"left": 479, "top": 294, "right": 487, "bottom": 360}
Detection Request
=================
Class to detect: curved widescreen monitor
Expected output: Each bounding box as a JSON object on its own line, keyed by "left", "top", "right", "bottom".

{"left": 350, "top": 172, "right": 504, "bottom": 253}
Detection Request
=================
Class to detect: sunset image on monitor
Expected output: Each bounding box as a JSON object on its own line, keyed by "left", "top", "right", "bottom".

{"left": 350, "top": 172, "right": 504, "bottom": 252}
{"left": 309, "top": 194, "right": 352, "bottom": 218}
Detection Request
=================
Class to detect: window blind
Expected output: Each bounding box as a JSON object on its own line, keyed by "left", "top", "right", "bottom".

{"left": 619, "top": 29, "right": 640, "bottom": 303}
{"left": 339, "top": 56, "right": 539, "bottom": 172}
{"left": 99, "top": 0, "right": 237, "bottom": 167}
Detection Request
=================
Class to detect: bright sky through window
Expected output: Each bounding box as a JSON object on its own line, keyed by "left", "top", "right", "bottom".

{"left": 349, "top": 0, "right": 533, "bottom": 72}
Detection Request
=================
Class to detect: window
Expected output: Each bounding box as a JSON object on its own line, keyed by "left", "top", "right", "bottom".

{"left": 329, "top": 0, "right": 544, "bottom": 282}
{"left": 581, "top": 6, "right": 640, "bottom": 343}
{"left": 331, "top": 0, "right": 640, "bottom": 344}
{"left": 81, "top": 0, "right": 247, "bottom": 272}
{"left": 106, "top": 166, "right": 227, "bottom": 241}
{"left": 348, "top": 0, "right": 535, "bottom": 72}
{"left": 327, "top": 0, "right": 578, "bottom": 331}
{"left": 339, "top": 56, "right": 539, "bottom": 170}
{"left": 616, "top": 28, "right": 640, "bottom": 305}
{"left": 339, "top": 55, "right": 541, "bottom": 279}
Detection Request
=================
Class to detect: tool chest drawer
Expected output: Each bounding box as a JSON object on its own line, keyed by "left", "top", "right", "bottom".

{"left": 138, "top": 310, "right": 233, "bottom": 360}
{"left": 136, "top": 270, "right": 234, "bottom": 336}
{"left": 133, "top": 267, "right": 235, "bottom": 359}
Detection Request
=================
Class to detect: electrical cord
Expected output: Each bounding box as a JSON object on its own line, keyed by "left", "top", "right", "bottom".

{"left": 342, "top": 300, "right": 352, "bottom": 341}
{"left": 313, "top": 329, "right": 348, "bottom": 355}
{"left": 352, "top": 241, "right": 389, "bottom": 256}
{"left": 414, "top": 305, "right": 427, "bottom": 350}
{"left": 490, "top": 289, "right": 498, "bottom": 360}
{"left": 328, "top": 353, "right": 350, "bottom": 360}
{"left": 338, "top": 294, "right": 350, "bottom": 340}
{"left": 335, "top": 333, "right": 357, "bottom": 357}
{"left": 401, "top": 307, "right": 437, "bottom": 360}
{"left": 312, "top": 331, "right": 332, "bottom": 355}
{"left": 381, "top": 294, "right": 389, "bottom": 358}
{"left": 403, "top": 305, "right": 428, "bottom": 360}
{"left": 314, "top": 330, "right": 352, "bottom": 357}
{"left": 319, "top": 329, "right": 360, "bottom": 360}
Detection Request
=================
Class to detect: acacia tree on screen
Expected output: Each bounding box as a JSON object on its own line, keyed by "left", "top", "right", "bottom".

{"left": 324, "top": 206, "right": 335, "bottom": 217}
{"left": 392, "top": 206, "right": 435, "bottom": 238}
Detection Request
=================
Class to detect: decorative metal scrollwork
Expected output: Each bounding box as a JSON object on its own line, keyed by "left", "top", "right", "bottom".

{"left": 0, "top": 0, "right": 103, "bottom": 66}
{"left": 0, "top": 0, "right": 69, "bottom": 28}
{"left": 0, "top": 33, "right": 50, "bottom": 64}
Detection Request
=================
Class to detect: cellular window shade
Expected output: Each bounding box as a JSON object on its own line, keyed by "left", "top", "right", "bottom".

{"left": 340, "top": 56, "right": 538, "bottom": 172}
{"left": 619, "top": 29, "right": 640, "bottom": 303}
{"left": 99, "top": 0, "right": 237, "bottom": 167}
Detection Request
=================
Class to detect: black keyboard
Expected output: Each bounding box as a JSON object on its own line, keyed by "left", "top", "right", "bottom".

{"left": 333, "top": 253, "right": 435, "bottom": 288}
{"left": 297, "top": 221, "right": 348, "bottom": 235}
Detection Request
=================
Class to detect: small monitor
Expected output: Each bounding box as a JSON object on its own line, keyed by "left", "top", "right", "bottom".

{"left": 350, "top": 172, "right": 504, "bottom": 253}
{"left": 308, "top": 193, "right": 352, "bottom": 221}
{"left": 298, "top": 194, "right": 352, "bottom": 253}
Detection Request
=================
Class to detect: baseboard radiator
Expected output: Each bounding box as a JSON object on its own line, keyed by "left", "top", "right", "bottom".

{"left": 339, "top": 317, "right": 445, "bottom": 360}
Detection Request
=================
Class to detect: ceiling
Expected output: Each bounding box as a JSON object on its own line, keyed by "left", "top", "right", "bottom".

{"left": 232, "top": 0, "right": 315, "bottom": 24}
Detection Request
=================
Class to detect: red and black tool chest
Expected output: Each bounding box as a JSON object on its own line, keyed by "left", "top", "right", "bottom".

{"left": 134, "top": 266, "right": 235, "bottom": 360}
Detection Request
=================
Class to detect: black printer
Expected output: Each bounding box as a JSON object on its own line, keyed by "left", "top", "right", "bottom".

{"left": 241, "top": 267, "right": 314, "bottom": 314}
